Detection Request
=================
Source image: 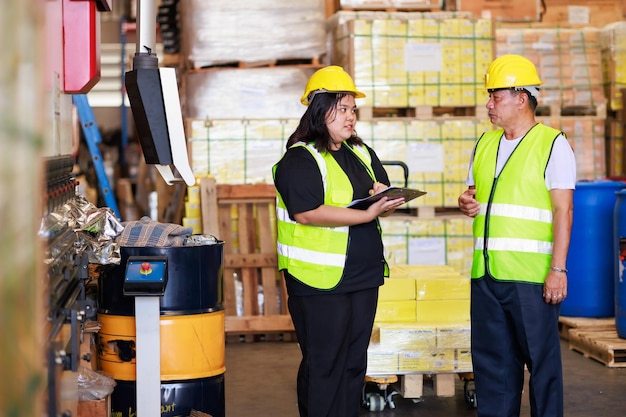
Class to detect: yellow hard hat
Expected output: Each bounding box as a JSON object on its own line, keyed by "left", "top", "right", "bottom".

{"left": 484, "top": 54, "right": 542, "bottom": 89}
{"left": 300, "top": 66, "right": 365, "bottom": 106}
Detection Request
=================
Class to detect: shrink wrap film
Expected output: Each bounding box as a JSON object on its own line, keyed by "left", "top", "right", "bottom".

{"left": 180, "top": 0, "right": 326, "bottom": 68}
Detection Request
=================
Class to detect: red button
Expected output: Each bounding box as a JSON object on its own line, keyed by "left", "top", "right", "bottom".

{"left": 141, "top": 262, "right": 151, "bottom": 271}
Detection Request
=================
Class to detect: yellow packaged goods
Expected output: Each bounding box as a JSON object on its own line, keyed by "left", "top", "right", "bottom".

{"left": 375, "top": 300, "right": 417, "bottom": 322}
{"left": 437, "top": 324, "right": 471, "bottom": 349}
{"left": 329, "top": 11, "right": 494, "bottom": 108}
{"left": 456, "top": 348, "right": 473, "bottom": 371}
{"left": 182, "top": 217, "right": 202, "bottom": 234}
{"left": 389, "top": 264, "right": 456, "bottom": 280}
{"left": 415, "top": 274, "right": 470, "bottom": 301}
{"left": 415, "top": 299, "right": 470, "bottom": 324}
{"left": 379, "top": 277, "right": 416, "bottom": 301}
{"left": 495, "top": 27, "right": 605, "bottom": 110}
{"left": 185, "top": 202, "right": 201, "bottom": 218}
{"left": 376, "top": 323, "right": 437, "bottom": 350}
{"left": 366, "top": 346, "right": 399, "bottom": 374}
{"left": 398, "top": 349, "right": 455, "bottom": 372}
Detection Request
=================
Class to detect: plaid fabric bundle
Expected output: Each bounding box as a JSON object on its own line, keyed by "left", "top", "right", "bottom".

{"left": 117, "top": 216, "right": 192, "bottom": 247}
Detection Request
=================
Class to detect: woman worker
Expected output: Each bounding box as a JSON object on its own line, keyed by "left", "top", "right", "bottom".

{"left": 272, "top": 65, "right": 405, "bottom": 417}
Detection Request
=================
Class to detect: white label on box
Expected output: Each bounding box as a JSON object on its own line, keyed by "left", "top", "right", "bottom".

{"left": 408, "top": 237, "right": 446, "bottom": 265}
{"left": 532, "top": 42, "right": 555, "bottom": 51}
{"left": 568, "top": 6, "right": 590, "bottom": 25}
{"left": 406, "top": 143, "right": 444, "bottom": 173}
{"left": 405, "top": 43, "right": 442, "bottom": 72}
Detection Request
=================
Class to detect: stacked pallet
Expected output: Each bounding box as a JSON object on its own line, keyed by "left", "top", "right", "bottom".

{"left": 329, "top": 11, "right": 494, "bottom": 109}
{"left": 536, "top": 116, "right": 607, "bottom": 181}
{"left": 186, "top": 118, "right": 298, "bottom": 183}
{"left": 326, "top": 11, "right": 493, "bottom": 279}
{"left": 455, "top": 0, "right": 541, "bottom": 22}
{"left": 380, "top": 214, "right": 474, "bottom": 277}
{"left": 357, "top": 118, "right": 492, "bottom": 208}
{"left": 180, "top": 0, "right": 326, "bottom": 69}
{"left": 601, "top": 22, "right": 626, "bottom": 112}
{"left": 601, "top": 21, "right": 626, "bottom": 178}
{"left": 179, "top": 0, "right": 328, "bottom": 339}
{"left": 367, "top": 265, "right": 471, "bottom": 398}
{"left": 338, "top": 0, "right": 444, "bottom": 11}
{"left": 496, "top": 27, "right": 605, "bottom": 112}
{"left": 558, "top": 316, "right": 626, "bottom": 368}
{"left": 495, "top": 27, "right": 608, "bottom": 181}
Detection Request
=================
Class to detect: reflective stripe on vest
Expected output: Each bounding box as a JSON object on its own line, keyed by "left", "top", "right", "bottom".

{"left": 471, "top": 124, "right": 562, "bottom": 284}
{"left": 273, "top": 142, "right": 375, "bottom": 289}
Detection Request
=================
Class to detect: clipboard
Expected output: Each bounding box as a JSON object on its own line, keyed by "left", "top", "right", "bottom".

{"left": 347, "top": 186, "right": 427, "bottom": 210}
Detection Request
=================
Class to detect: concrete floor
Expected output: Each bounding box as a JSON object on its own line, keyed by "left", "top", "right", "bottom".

{"left": 225, "top": 339, "right": 626, "bottom": 417}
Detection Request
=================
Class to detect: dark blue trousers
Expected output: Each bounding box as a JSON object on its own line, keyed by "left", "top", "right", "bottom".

{"left": 471, "top": 276, "right": 563, "bottom": 417}
{"left": 288, "top": 287, "right": 379, "bottom": 417}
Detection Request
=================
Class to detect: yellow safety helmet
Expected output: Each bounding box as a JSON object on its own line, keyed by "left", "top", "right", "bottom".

{"left": 300, "top": 66, "right": 365, "bottom": 106}
{"left": 484, "top": 54, "right": 542, "bottom": 89}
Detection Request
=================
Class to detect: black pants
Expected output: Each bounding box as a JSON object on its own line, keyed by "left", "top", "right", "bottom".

{"left": 471, "top": 276, "right": 563, "bottom": 417}
{"left": 288, "top": 287, "right": 379, "bottom": 417}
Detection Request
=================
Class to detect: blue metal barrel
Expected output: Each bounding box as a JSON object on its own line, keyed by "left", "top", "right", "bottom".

{"left": 614, "top": 189, "right": 626, "bottom": 337}
{"left": 562, "top": 181, "right": 626, "bottom": 317}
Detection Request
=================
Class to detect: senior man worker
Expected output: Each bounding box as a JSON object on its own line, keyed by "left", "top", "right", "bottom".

{"left": 458, "top": 54, "right": 576, "bottom": 417}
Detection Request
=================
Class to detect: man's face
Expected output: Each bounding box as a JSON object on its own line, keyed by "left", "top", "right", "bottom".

{"left": 485, "top": 89, "right": 522, "bottom": 127}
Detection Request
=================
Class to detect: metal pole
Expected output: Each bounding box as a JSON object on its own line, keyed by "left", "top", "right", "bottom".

{"left": 135, "top": 0, "right": 157, "bottom": 56}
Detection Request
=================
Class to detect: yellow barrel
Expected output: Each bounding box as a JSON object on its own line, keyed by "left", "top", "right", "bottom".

{"left": 97, "top": 241, "right": 225, "bottom": 417}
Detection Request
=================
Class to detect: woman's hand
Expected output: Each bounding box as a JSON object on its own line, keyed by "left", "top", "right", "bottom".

{"left": 369, "top": 182, "right": 388, "bottom": 196}
{"left": 368, "top": 196, "right": 405, "bottom": 218}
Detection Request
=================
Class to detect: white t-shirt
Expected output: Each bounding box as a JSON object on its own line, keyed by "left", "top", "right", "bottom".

{"left": 466, "top": 133, "right": 577, "bottom": 190}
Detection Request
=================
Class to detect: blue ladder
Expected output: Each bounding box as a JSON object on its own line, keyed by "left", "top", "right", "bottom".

{"left": 72, "top": 94, "right": 121, "bottom": 219}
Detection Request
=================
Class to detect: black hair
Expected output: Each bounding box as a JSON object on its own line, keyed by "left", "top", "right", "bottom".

{"left": 286, "top": 92, "right": 364, "bottom": 152}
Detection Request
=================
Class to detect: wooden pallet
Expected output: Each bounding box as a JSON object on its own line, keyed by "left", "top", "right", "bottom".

{"left": 338, "top": 0, "right": 444, "bottom": 12}
{"left": 558, "top": 316, "right": 616, "bottom": 341}
{"left": 456, "top": 0, "right": 541, "bottom": 22}
{"left": 536, "top": 103, "right": 607, "bottom": 119}
{"left": 568, "top": 328, "right": 626, "bottom": 368}
{"left": 200, "top": 178, "right": 294, "bottom": 342}
{"left": 190, "top": 56, "right": 323, "bottom": 71}
{"left": 390, "top": 373, "right": 456, "bottom": 399}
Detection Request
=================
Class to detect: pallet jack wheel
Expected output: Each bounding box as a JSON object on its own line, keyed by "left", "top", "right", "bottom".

{"left": 364, "top": 393, "right": 386, "bottom": 412}
{"left": 464, "top": 380, "right": 477, "bottom": 408}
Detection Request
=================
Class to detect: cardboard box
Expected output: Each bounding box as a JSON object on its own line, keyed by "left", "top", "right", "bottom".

{"left": 77, "top": 397, "right": 110, "bottom": 417}
{"left": 376, "top": 323, "right": 438, "bottom": 350}
{"left": 366, "top": 345, "right": 400, "bottom": 374}
{"left": 379, "top": 277, "right": 417, "bottom": 301}
{"left": 398, "top": 349, "right": 455, "bottom": 372}
{"left": 376, "top": 300, "right": 417, "bottom": 322}
{"left": 415, "top": 299, "right": 470, "bottom": 323}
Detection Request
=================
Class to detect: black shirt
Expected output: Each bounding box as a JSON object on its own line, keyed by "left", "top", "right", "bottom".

{"left": 274, "top": 143, "right": 390, "bottom": 295}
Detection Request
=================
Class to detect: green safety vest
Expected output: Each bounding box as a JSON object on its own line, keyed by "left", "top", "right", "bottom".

{"left": 471, "top": 124, "right": 563, "bottom": 284}
{"left": 273, "top": 142, "right": 384, "bottom": 289}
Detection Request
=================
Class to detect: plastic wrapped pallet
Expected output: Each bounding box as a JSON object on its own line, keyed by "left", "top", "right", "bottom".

{"left": 186, "top": 116, "right": 492, "bottom": 207}
{"left": 367, "top": 264, "right": 472, "bottom": 374}
{"left": 186, "top": 118, "right": 299, "bottom": 184}
{"left": 183, "top": 67, "right": 315, "bottom": 119}
{"left": 379, "top": 215, "right": 474, "bottom": 276}
{"left": 495, "top": 27, "right": 606, "bottom": 111}
{"left": 537, "top": 116, "right": 606, "bottom": 181}
{"left": 339, "top": 0, "right": 443, "bottom": 10}
{"left": 357, "top": 118, "right": 493, "bottom": 208}
{"left": 180, "top": 0, "right": 326, "bottom": 68}
{"left": 328, "top": 11, "right": 494, "bottom": 108}
{"left": 601, "top": 21, "right": 626, "bottom": 111}
{"left": 607, "top": 117, "right": 624, "bottom": 178}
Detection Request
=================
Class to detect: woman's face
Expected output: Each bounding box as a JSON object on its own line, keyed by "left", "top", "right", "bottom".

{"left": 325, "top": 94, "right": 357, "bottom": 150}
